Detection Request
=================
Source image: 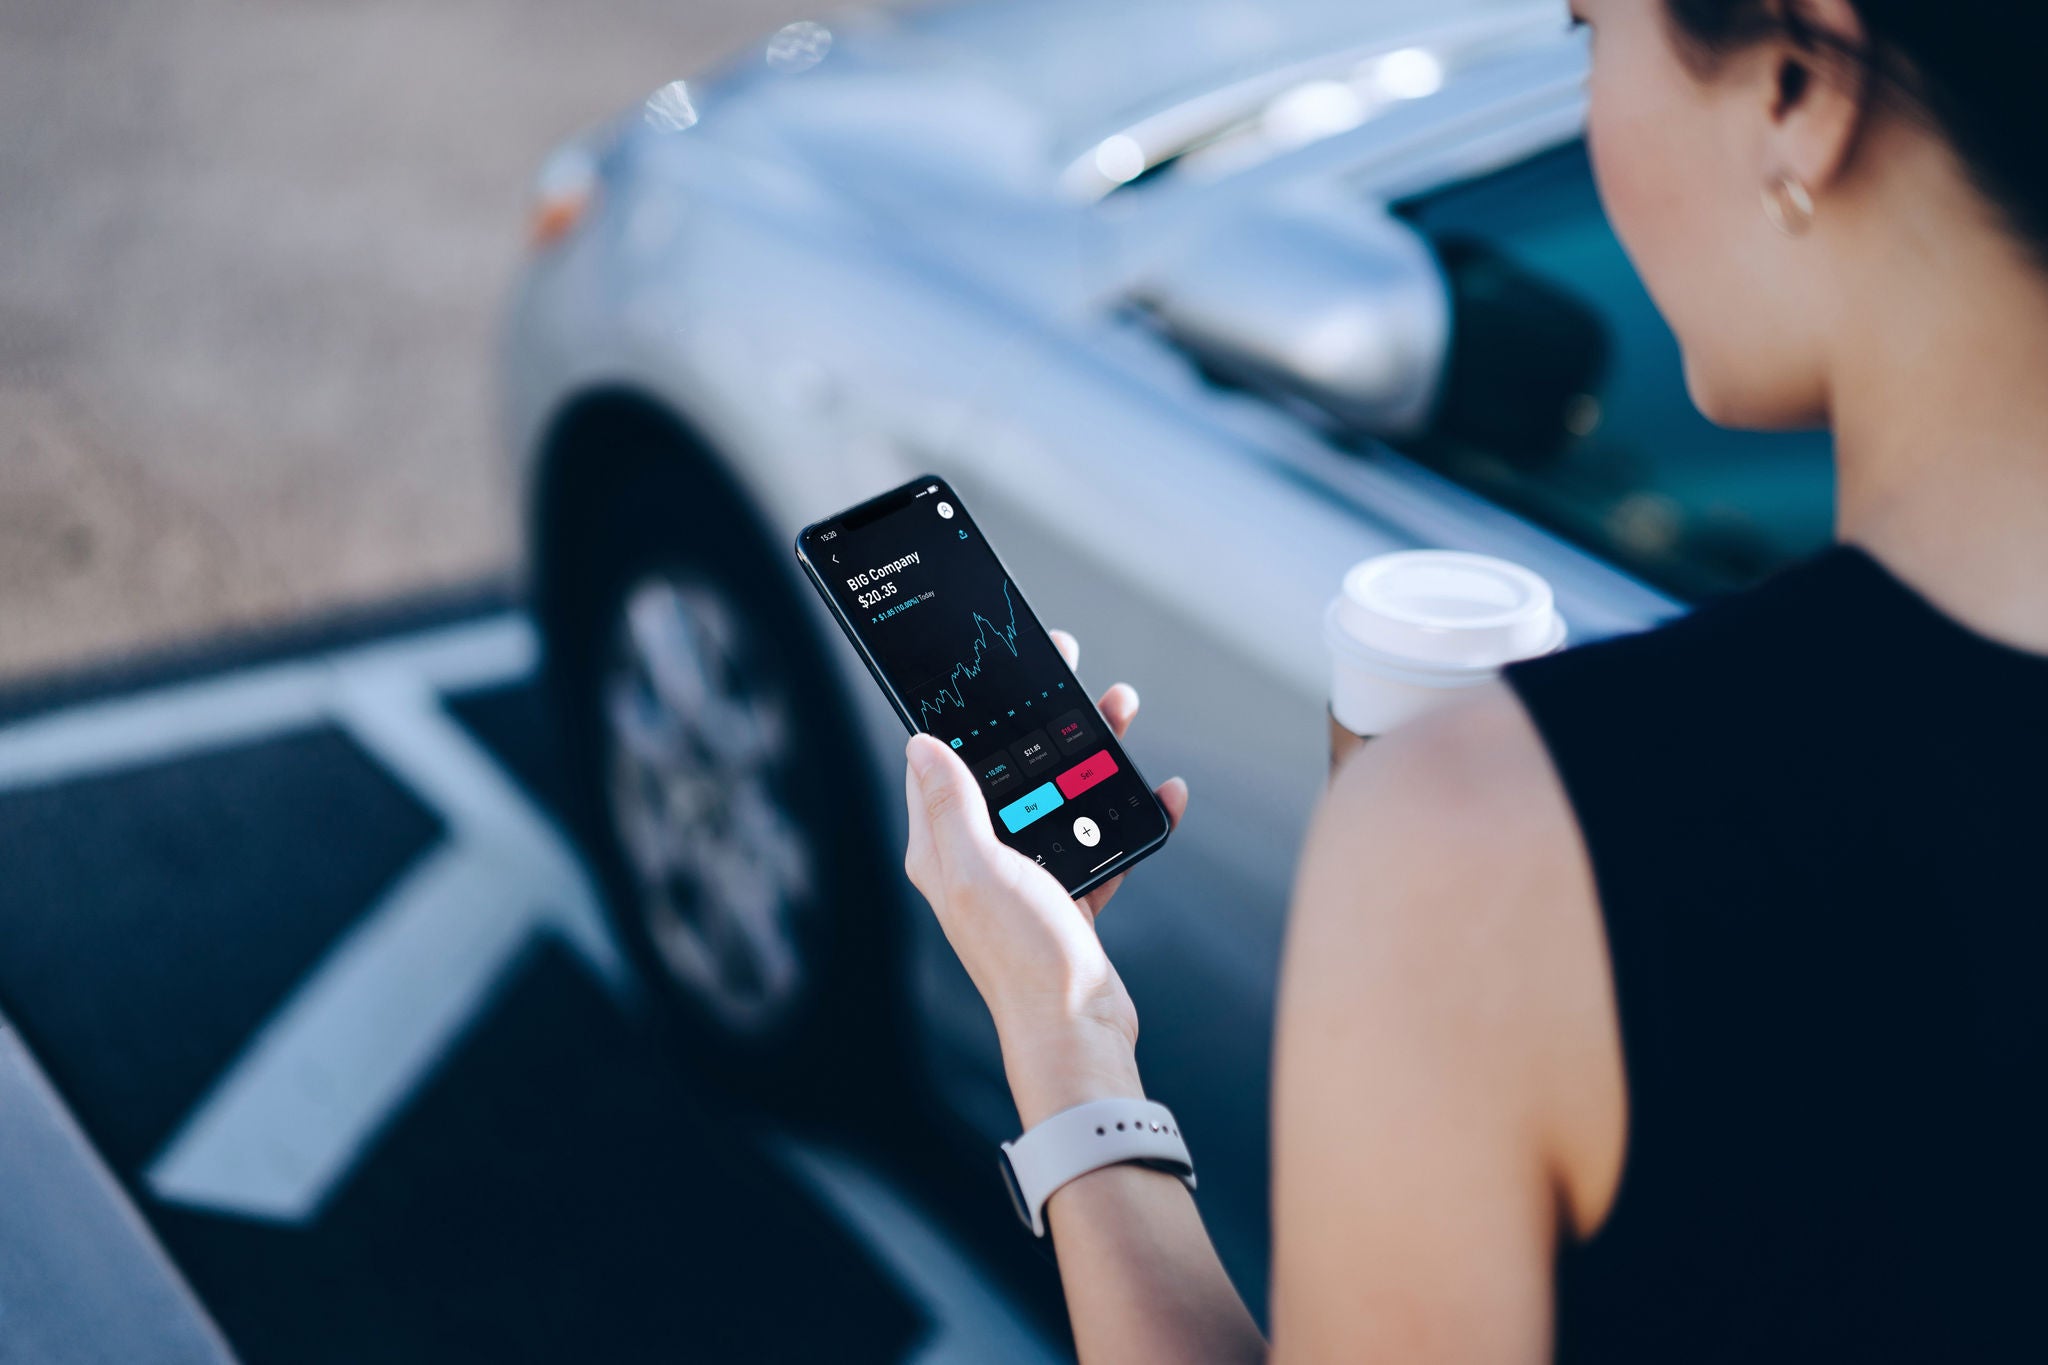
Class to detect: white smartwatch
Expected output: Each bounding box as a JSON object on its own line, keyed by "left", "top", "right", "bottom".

{"left": 998, "top": 1098, "right": 1195, "bottom": 1237}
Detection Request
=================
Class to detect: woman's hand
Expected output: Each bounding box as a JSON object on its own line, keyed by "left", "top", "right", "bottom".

{"left": 902, "top": 630, "right": 1188, "bottom": 1128}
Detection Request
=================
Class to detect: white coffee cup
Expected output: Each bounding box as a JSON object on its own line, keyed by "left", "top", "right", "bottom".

{"left": 1324, "top": 550, "right": 1567, "bottom": 768}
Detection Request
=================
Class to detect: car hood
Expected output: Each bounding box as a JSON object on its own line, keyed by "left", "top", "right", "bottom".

{"left": 603, "top": 0, "right": 1560, "bottom": 314}
{"left": 677, "top": 0, "right": 1556, "bottom": 195}
{"left": 880, "top": 0, "right": 1543, "bottom": 148}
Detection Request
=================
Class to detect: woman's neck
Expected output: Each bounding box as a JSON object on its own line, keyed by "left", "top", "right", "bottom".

{"left": 1829, "top": 228, "right": 2048, "bottom": 653}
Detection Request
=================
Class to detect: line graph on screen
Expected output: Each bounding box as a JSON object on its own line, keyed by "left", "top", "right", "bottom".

{"left": 911, "top": 580, "right": 1024, "bottom": 729}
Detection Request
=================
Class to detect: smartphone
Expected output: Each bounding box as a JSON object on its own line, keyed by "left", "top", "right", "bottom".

{"left": 795, "top": 475, "right": 1171, "bottom": 899}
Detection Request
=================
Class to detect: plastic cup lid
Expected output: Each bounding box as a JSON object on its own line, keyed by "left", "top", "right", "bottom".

{"left": 1327, "top": 550, "right": 1564, "bottom": 671}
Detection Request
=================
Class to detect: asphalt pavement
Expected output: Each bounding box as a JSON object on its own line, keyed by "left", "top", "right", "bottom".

{"left": 0, "top": 596, "right": 1070, "bottom": 1364}
{"left": 0, "top": 4, "right": 1088, "bottom": 1354}
{"left": 0, "top": 0, "right": 817, "bottom": 679}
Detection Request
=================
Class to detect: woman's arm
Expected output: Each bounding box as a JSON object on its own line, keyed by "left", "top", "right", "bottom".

{"left": 901, "top": 642, "right": 1624, "bottom": 1363}
{"left": 909, "top": 719, "right": 1275, "bottom": 1363}
{"left": 900, "top": 643, "right": 1266, "bottom": 1363}
{"left": 1000, "top": 1018, "right": 1265, "bottom": 1364}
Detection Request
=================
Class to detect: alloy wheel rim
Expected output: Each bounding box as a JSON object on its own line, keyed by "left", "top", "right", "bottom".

{"left": 600, "top": 573, "right": 813, "bottom": 1035}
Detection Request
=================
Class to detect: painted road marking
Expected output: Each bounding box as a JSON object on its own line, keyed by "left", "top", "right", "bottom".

{"left": 0, "top": 613, "right": 1063, "bottom": 1362}
{"left": 0, "top": 616, "right": 534, "bottom": 794}
{"left": 0, "top": 616, "right": 626, "bottom": 1224}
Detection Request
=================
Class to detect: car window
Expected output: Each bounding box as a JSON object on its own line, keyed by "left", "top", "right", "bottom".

{"left": 1390, "top": 140, "right": 1834, "bottom": 601}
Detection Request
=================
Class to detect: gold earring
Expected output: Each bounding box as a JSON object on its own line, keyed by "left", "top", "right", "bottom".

{"left": 1762, "top": 173, "right": 1814, "bottom": 237}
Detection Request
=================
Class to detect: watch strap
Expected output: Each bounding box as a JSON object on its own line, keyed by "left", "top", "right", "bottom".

{"left": 999, "top": 1098, "right": 1194, "bottom": 1237}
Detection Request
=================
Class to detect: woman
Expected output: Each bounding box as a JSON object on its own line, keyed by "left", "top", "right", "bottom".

{"left": 901, "top": 0, "right": 2047, "bottom": 1357}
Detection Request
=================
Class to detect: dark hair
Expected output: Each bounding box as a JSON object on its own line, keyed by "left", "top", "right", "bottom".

{"left": 1661, "top": 0, "right": 2048, "bottom": 263}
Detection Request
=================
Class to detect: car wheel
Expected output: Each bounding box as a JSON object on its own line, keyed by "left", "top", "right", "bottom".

{"left": 543, "top": 426, "right": 905, "bottom": 1110}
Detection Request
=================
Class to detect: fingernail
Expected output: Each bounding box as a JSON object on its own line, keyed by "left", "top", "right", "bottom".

{"left": 906, "top": 734, "right": 942, "bottom": 783}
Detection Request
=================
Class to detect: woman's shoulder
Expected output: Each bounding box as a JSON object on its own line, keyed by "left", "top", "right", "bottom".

{"left": 1285, "top": 682, "right": 1627, "bottom": 1237}
{"left": 1320, "top": 680, "right": 1576, "bottom": 887}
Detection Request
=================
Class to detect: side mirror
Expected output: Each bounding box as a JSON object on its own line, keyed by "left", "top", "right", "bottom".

{"left": 1132, "top": 200, "right": 1450, "bottom": 440}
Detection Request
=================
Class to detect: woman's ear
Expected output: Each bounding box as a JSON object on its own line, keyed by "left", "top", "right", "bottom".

{"left": 1761, "top": 0, "right": 1870, "bottom": 198}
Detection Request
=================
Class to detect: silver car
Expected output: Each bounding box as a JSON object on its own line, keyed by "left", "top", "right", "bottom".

{"left": 501, "top": 0, "right": 1834, "bottom": 1311}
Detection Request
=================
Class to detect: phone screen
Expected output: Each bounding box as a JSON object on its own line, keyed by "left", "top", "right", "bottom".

{"left": 796, "top": 476, "right": 1170, "bottom": 897}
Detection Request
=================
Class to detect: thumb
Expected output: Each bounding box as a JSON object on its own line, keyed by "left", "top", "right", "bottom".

{"left": 906, "top": 733, "right": 1001, "bottom": 886}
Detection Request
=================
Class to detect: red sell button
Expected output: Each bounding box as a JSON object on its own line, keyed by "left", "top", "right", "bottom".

{"left": 1054, "top": 749, "right": 1119, "bottom": 800}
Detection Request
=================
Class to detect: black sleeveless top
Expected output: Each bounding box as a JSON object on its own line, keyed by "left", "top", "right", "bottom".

{"left": 1506, "top": 546, "right": 2046, "bottom": 1363}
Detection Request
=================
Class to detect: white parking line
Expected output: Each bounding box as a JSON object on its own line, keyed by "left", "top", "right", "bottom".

{"left": 3, "top": 613, "right": 1062, "bottom": 1361}
{"left": 0, "top": 663, "right": 332, "bottom": 793}
{"left": 0, "top": 616, "right": 536, "bottom": 795}
{"left": 0, "top": 616, "right": 626, "bottom": 1225}
{"left": 149, "top": 842, "right": 554, "bottom": 1220}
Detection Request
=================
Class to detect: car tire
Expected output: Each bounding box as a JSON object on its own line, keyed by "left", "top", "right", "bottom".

{"left": 541, "top": 417, "right": 907, "bottom": 1114}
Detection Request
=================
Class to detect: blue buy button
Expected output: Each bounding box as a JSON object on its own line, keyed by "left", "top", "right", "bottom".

{"left": 998, "top": 781, "right": 1064, "bottom": 834}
